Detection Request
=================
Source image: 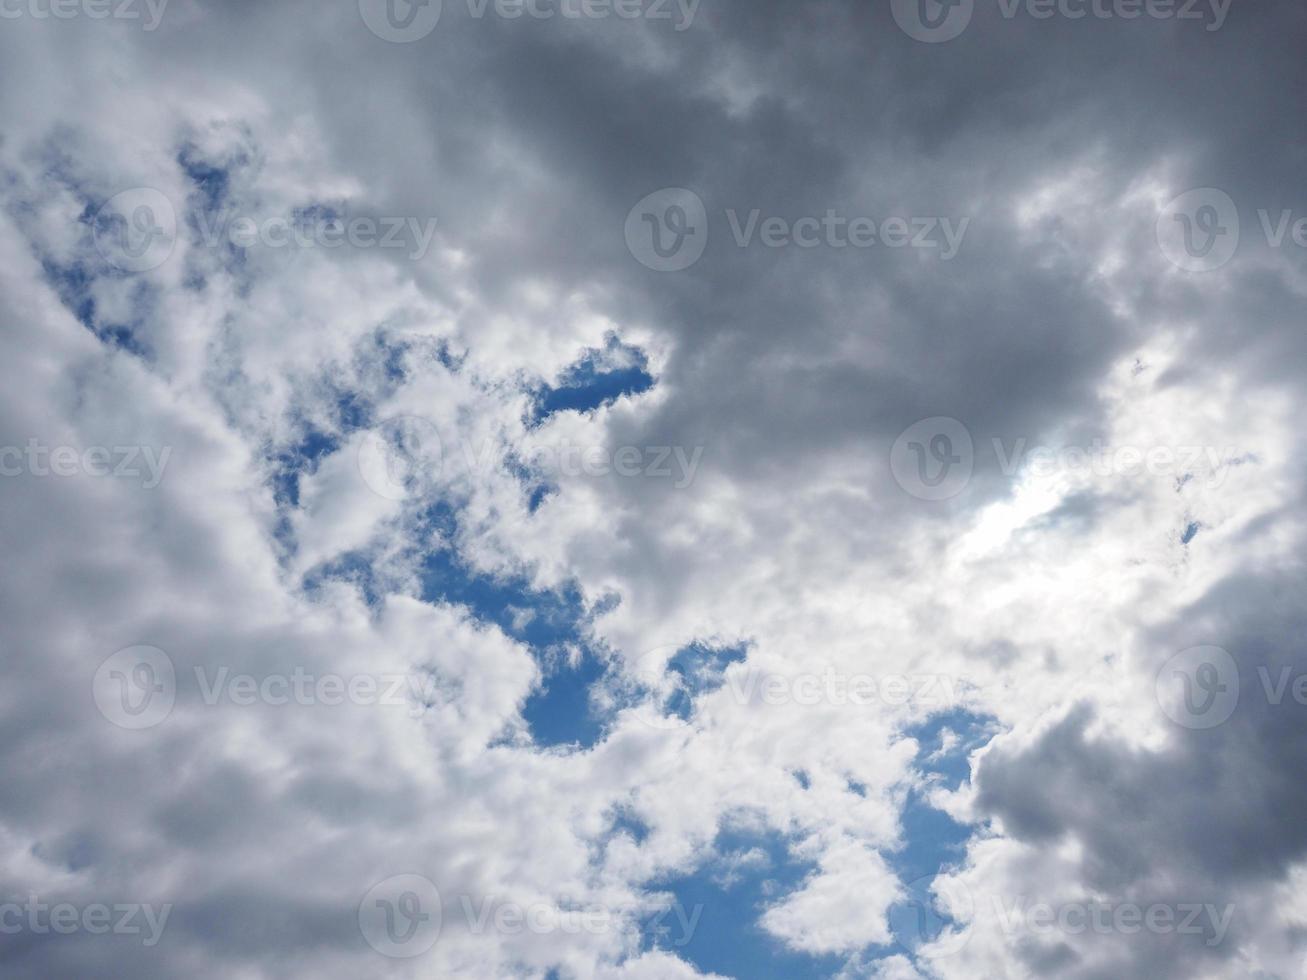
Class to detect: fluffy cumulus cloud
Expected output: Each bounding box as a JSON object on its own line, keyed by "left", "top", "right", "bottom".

{"left": 1, "top": 0, "right": 1305, "bottom": 977}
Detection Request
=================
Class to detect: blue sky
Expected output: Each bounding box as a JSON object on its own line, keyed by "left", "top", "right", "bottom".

{"left": 290, "top": 358, "right": 1002, "bottom": 978}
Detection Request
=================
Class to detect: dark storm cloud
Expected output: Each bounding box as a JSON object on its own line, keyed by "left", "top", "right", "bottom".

{"left": 974, "top": 562, "right": 1307, "bottom": 977}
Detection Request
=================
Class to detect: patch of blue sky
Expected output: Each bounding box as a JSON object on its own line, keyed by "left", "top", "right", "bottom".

{"left": 21, "top": 160, "right": 189, "bottom": 356}
{"left": 502, "top": 448, "right": 560, "bottom": 516}
{"left": 524, "top": 652, "right": 610, "bottom": 749}
{"left": 177, "top": 145, "right": 349, "bottom": 296}
{"left": 902, "top": 709, "right": 998, "bottom": 794}
{"left": 302, "top": 551, "right": 381, "bottom": 607}
{"left": 376, "top": 332, "right": 412, "bottom": 383}
{"left": 268, "top": 426, "right": 343, "bottom": 509}
{"left": 606, "top": 806, "right": 651, "bottom": 846}
{"left": 578, "top": 640, "right": 748, "bottom": 736}
{"left": 277, "top": 347, "right": 659, "bottom": 749}
{"left": 178, "top": 142, "right": 238, "bottom": 215}
{"left": 176, "top": 147, "right": 244, "bottom": 274}
{"left": 39, "top": 254, "right": 154, "bottom": 359}
{"left": 419, "top": 531, "right": 616, "bottom": 750}
{"left": 654, "top": 642, "right": 750, "bottom": 722}
{"left": 284, "top": 412, "right": 605, "bottom": 748}
{"left": 636, "top": 827, "right": 843, "bottom": 980}
{"left": 881, "top": 709, "right": 1000, "bottom": 967}
{"left": 266, "top": 357, "right": 411, "bottom": 508}
{"left": 526, "top": 484, "right": 554, "bottom": 513}
{"left": 532, "top": 334, "right": 654, "bottom": 424}
{"left": 10, "top": 147, "right": 154, "bottom": 355}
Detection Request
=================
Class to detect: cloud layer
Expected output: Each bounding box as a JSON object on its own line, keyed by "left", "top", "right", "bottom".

{"left": 1, "top": 1, "right": 1305, "bottom": 977}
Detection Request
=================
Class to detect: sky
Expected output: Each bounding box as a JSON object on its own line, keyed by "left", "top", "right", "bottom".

{"left": 1, "top": 0, "right": 1306, "bottom": 977}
